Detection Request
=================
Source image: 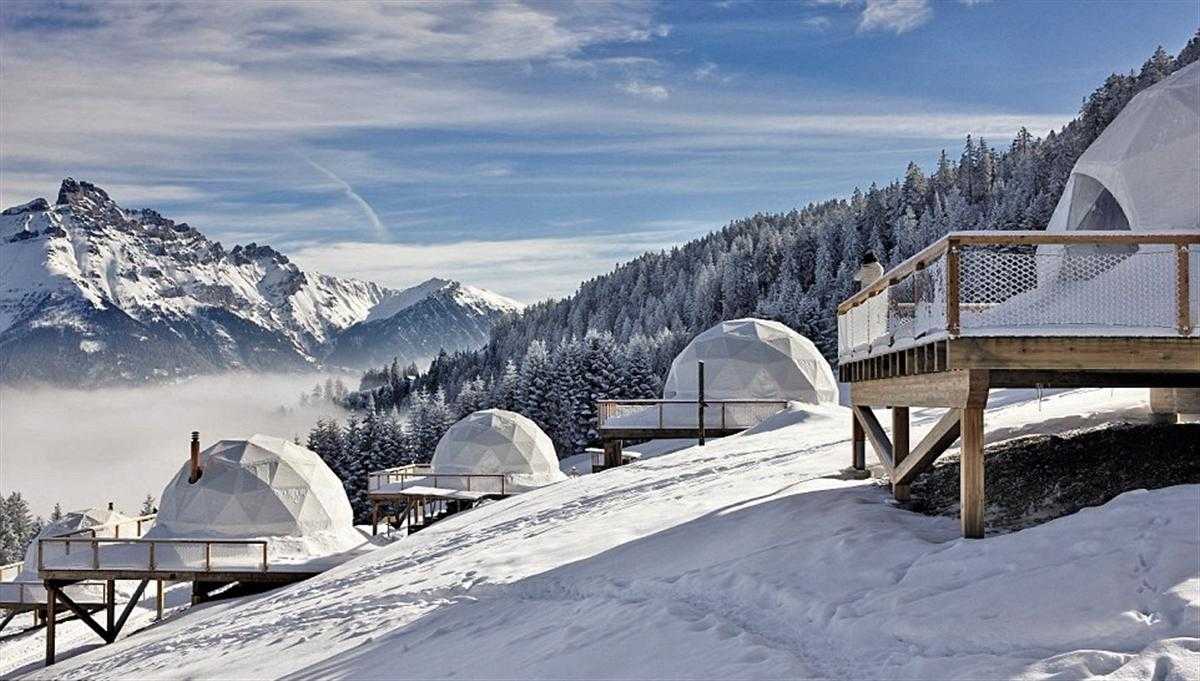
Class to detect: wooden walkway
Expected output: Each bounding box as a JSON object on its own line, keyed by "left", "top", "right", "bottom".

{"left": 367, "top": 464, "right": 510, "bottom": 536}
{"left": 837, "top": 230, "right": 1199, "bottom": 538}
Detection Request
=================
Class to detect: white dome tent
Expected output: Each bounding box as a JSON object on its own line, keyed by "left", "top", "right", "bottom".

{"left": 971, "top": 62, "right": 1200, "bottom": 334}
{"left": 664, "top": 318, "right": 839, "bottom": 405}
{"left": 1048, "top": 61, "right": 1199, "bottom": 234}
{"left": 148, "top": 435, "right": 361, "bottom": 560}
{"left": 431, "top": 409, "right": 567, "bottom": 493}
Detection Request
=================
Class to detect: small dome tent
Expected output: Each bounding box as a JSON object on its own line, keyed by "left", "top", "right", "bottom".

{"left": 1048, "top": 61, "right": 1199, "bottom": 233}
{"left": 2, "top": 507, "right": 131, "bottom": 604}
{"left": 431, "top": 409, "right": 566, "bottom": 492}
{"left": 149, "top": 435, "right": 360, "bottom": 556}
{"left": 663, "top": 319, "right": 838, "bottom": 404}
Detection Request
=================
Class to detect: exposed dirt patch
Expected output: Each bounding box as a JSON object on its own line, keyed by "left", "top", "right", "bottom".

{"left": 905, "top": 423, "right": 1200, "bottom": 532}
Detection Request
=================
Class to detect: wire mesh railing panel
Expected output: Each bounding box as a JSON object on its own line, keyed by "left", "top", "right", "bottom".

{"left": 959, "top": 245, "right": 1179, "bottom": 333}
{"left": 913, "top": 255, "right": 948, "bottom": 338}
{"left": 720, "top": 401, "right": 789, "bottom": 429}
{"left": 599, "top": 402, "right": 665, "bottom": 428}
{"left": 39, "top": 540, "right": 94, "bottom": 570}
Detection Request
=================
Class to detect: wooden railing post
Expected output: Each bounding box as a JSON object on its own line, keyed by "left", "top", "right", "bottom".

{"left": 1177, "top": 244, "right": 1191, "bottom": 335}
{"left": 204, "top": 542, "right": 212, "bottom": 571}
{"left": 945, "top": 241, "right": 961, "bottom": 336}
{"left": 148, "top": 541, "right": 156, "bottom": 571}
{"left": 261, "top": 543, "right": 268, "bottom": 571}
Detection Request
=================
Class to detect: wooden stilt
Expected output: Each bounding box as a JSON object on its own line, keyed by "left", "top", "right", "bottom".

{"left": 105, "top": 579, "right": 116, "bottom": 632}
{"left": 851, "top": 412, "right": 865, "bottom": 470}
{"left": 960, "top": 406, "right": 985, "bottom": 538}
{"left": 371, "top": 501, "right": 379, "bottom": 537}
{"left": 892, "top": 407, "right": 910, "bottom": 501}
{"left": 0, "top": 610, "right": 15, "bottom": 635}
{"left": 45, "top": 585, "right": 57, "bottom": 666}
{"left": 156, "top": 579, "right": 164, "bottom": 620}
{"left": 603, "top": 439, "right": 623, "bottom": 469}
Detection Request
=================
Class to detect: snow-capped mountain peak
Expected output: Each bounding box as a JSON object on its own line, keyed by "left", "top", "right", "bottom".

{"left": 0, "top": 180, "right": 521, "bottom": 384}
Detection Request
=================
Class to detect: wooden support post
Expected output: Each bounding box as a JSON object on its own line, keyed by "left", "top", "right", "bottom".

{"left": 371, "top": 501, "right": 379, "bottom": 537}
{"left": 852, "top": 405, "right": 894, "bottom": 473}
{"left": 892, "top": 407, "right": 910, "bottom": 501}
{"left": 946, "top": 244, "right": 961, "bottom": 336}
{"left": 960, "top": 406, "right": 985, "bottom": 539}
{"left": 851, "top": 411, "right": 865, "bottom": 470}
{"left": 156, "top": 579, "right": 164, "bottom": 620}
{"left": 105, "top": 579, "right": 115, "bottom": 632}
{"left": 45, "top": 585, "right": 57, "bottom": 666}
{"left": 697, "top": 361, "right": 706, "bottom": 446}
{"left": 603, "top": 439, "right": 623, "bottom": 469}
{"left": 0, "top": 610, "right": 15, "bottom": 635}
{"left": 1178, "top": 244, "right": 1191, "bottom": 335}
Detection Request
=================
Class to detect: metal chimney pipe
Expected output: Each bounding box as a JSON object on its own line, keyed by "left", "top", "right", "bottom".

{"left": 189, "top": 431, "right": 201, "bottom": 483}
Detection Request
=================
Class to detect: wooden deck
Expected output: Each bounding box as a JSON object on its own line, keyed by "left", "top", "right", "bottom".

{"left": 838, "top": 230, "right": 1199, "bottom": 538}
{"left": 36, "top": 536, "right": 320, "bottom": 665}
{"left": 594, "top": 398, "right": 790, "bottom": 469}
{"left": 366, "top": 464, "right": 509, "bottom": 536}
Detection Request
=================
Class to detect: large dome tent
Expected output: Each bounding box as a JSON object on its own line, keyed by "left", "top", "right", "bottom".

{"left": 148, "top": 435, "right": 361, "bottom": 560}
{"left": 663, "top": 318, "right": 838, "bottom": 405}
{"left": 431, "top": 409, "right": 566, "bottom": 493}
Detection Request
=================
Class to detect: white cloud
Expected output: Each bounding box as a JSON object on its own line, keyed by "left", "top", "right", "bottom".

{"left": 858, "top": 0, "right": 933, "bottom": 34}
{"left": 802, "top": 16, "right": 833, "bottom": 30}
{"left": 288, "top": 227, "right": 711, "bottom": 302}
{"left": 617, "top": 80, "right": 670, "bottom": 101}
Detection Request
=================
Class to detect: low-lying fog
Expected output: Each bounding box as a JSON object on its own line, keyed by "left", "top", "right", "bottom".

{"left": 0, "top": 373, "right": 347, "bottom": 519}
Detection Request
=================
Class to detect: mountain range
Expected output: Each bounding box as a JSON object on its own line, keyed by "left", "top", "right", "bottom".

{"left": 0, "top": 179, "right": 521, "bottom": 385}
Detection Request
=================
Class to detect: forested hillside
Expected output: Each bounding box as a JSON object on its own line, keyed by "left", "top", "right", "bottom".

{"left": 309, "top": 36, "right": 1198, "bottom": 519}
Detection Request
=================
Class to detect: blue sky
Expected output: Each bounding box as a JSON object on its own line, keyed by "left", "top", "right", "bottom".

{"left": 1, "top": 1, "right": 1196, "bottom": 300}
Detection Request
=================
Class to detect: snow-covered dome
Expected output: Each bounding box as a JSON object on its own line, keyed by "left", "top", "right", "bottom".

{"left": 1048, "top": 61, "right": 1199, "bottom": 233}
{"left": 150, "top": 435, "right": 354, "bottom": 541}
{"left": 431, "top": 410, "right": 566, "bottom": 492}
{"left": 664, "top": 319, "right": 838, "bottom": 404}
{"left": 13, "top": 507, "right": 131, "bottom": 582}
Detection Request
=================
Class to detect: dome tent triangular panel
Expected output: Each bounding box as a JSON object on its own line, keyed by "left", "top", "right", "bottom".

{"left": 149, "top": 435, "right": 356, "bottom": 551}
{"left": 663, "top": 319, "right": 838, "bottom": 404}
{"left": 431, "top": 409, "right": 566, "bottom": 492}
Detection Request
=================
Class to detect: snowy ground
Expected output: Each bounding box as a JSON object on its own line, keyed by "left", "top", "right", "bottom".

{"left": 9, "top": 388, "right": 1198, "bottom": 680}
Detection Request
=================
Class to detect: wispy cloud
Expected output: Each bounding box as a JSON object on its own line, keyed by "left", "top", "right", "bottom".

{"left": 802, "top": 16, "right": 833, "bottom": 30}
{"left": 303, "top": 159, "right": 387, "bottom": 240}
{"left": 858, "top": 0, "right": 933, "bottom": 34}
{"left": 617, "top": 80, "right": 670, "bottom": 101}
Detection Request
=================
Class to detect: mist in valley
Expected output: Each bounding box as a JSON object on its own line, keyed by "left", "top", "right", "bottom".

{"left": 0, "top": 373, "right": 349, "bottom": 519}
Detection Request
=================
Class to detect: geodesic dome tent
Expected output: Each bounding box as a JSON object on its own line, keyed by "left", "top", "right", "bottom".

{"left": 431, "top": 409, "right": 566, "bottom": 493}
{"left": 1048, "top": 61, "right": 1199, "bottom": 233}
{"left": 663, "top": 319, "right": 838, "bottom": 404}
{"left": 149, "top": 435, "right": 356, "bottom": 547}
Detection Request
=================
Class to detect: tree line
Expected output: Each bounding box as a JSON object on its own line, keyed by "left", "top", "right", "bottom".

{"left": 303, "top": 37, "right": 1199, "bottom": 514}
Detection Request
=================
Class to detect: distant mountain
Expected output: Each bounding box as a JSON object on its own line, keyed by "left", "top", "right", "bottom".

{"left": 0, "top": 179, "right": 521, "bottom": 385}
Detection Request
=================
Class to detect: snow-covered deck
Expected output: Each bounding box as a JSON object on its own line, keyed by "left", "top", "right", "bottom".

{"left": 837, "top": 230, "right": 1199, "bottom": 365}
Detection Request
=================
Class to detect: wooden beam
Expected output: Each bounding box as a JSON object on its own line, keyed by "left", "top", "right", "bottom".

{"left": 852, "top": 406, "right": 894, "bottom": 474}
{"left": 960, "top": 406, "right": 985, "bottom": 539}
{"left": 0, "top": 610, "right": 15, "bottom": 635}
{"left": 892, "top": 407, "right": 910, "bottom": 501}
{"left": 111, "top": 580, "right": 149, "bottom": 640}
{"left": 893, "top": 409, "right": 962, "bottom": 486}
{"left": 156, "top": 579, "right": 164, "bottom": 620}
{"left": 989, "top": 369, "right": 1200, "bottom": 389}
{"left": 45, "top": 585, "right": 56, "bottom": 666}
{"left": 603, "top": 439, "right": 624, "bottom": 469}
{"left": 948, "top": 337, "right": 1200, "bottom": 372}
{"left": 851, "top": 369, "right": 990, "bottom": 408}
{"left": 52, "top": 588, "right": 112, "bottom": 643}
{"left": 1178, "top": 244, "right": 1191, "bottom": 335}
{"left": 851, "top": 411, "right": 865, "bottom": 470}
{"left": 105, "top": 579, "right": 115, "bottom": 632}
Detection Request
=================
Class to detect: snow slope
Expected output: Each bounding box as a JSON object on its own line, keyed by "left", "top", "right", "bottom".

{"left": 0, "top": 180, "right": 520, "bottom": 384}
{"left": 18, "top": 389, "right": 1200, "bottom": 680}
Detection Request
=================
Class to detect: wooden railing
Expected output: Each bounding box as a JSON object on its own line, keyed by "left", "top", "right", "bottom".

{"left": 837, "top": 231, "right": 1199, "bottom": 361}
{"left": 0, "top": 561, "right": 21, "bottom": 583}
{"left": 596, "top": 399, "right": 790, "bottom": 431}
{"left": 38, "top": 537, "right": 270, "bottom": 574}
{"left": 367, "top": 463, "right": 509, "bottom": 496}
{"left": 58, "top": 514, "right": 157, "bottom": 541}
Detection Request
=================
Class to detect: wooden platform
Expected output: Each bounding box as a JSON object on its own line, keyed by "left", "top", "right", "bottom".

{"left": 838, "top": 231, "right": 1199, "bottom": 538}
{"left": 367, "top": 464, "right": 510, "bottom": 536}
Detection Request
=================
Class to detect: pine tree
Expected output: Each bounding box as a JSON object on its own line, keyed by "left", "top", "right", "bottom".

{"left": 140, "top": 494, "right": 156, "bottom": 516}
{"left": 50, "top": 502, "right": 64, "bottom": 522}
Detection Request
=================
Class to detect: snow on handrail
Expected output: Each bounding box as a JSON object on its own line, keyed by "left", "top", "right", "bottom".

{"left": 597, "top": 399, "right": 789, "bottom": 430}
{"left": 367, "top": 465, "right": 508, "bottom": 496}
{"left": 37, "top": 537, "right": 270, "bottom": 574}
